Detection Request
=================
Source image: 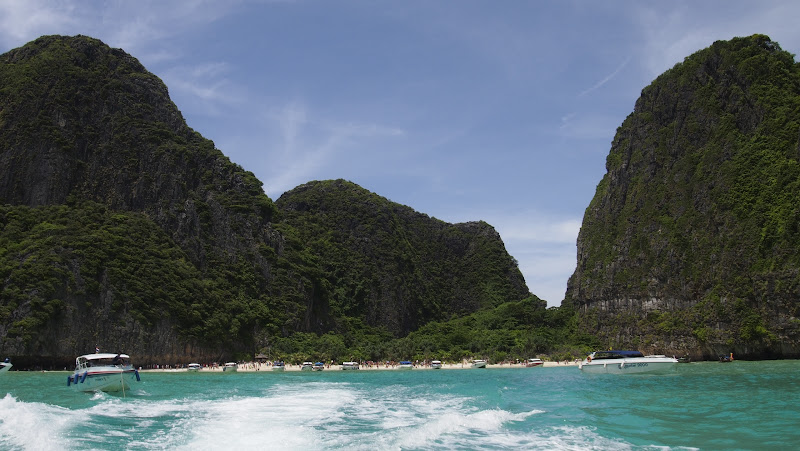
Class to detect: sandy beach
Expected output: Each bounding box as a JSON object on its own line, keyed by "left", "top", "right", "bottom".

{"left": 141, "top": 360, "right": 579, "bottom": 372}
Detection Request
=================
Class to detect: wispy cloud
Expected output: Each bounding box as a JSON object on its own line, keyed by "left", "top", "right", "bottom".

{"left": 262, "top": 102, "right": 405, "bottom": 196}
{"left": 634, "top": 3, "right": 800, "bottom": 79}
{"left": 579, "top": 57, "right": 630, "bottom": 97}
{"left": 161, "top": 62, "right": 244, "bottom": 116}
{"left": 432, "top": 207, "right": 581, "bottom": 306}
{"left": 0, "top": 0, "right": 237, "bottom": 64}
{"left": 495, "top": 215, "right": 579, "bottom": 306}
{"left": 0, "top": 0, "right": 77, "bottom": 45}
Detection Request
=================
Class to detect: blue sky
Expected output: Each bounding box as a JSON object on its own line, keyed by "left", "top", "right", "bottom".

{"left": 2, "top": 1, "right": 800, "bottom": 307}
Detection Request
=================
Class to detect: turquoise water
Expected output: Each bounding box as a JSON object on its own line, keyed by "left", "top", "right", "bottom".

{"left": 1, "top": 361, "right": 798, "bottom": 450}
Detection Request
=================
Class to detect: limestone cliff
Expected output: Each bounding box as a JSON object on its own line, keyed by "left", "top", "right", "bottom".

{"left": 564, "top": 35, "right": 800, "bottom": 359}
{"left": 0, "top": 35, "right": 532, "bottom": 367}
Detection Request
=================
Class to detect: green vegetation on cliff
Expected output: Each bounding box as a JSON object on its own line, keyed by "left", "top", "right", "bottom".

{"left": 275, "top": 180, "right": 530, "bottom": 336}
{"left": 566, "top": 34, "right": 800, "bottom": 358}
{"left": 0, "top": 36, "right": 541, "bottom": 367}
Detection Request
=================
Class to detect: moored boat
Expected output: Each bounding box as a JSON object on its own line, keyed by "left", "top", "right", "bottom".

{"left": 301, "top": 362, "right": 314, "bottom": 371}
{"left": 67, "top": 353, "right": 140, "bottom": 393}
{"left": 471, "top": 359, "right": 487, "bottom": 369}
{"left": 526, "top": 358, "right": 544, "bottom": 367}
{"left": 312, "top": 362, "right": 325, "bottom": 371}
{"left": 0, "top": 358, "right": 12, "bottom": 372}
{"left": 430, "top": 360, "right": 443, "bottom": 369}
{"left": 187, "top": 363, "right": 202, "bottom": 372}
{"left": 272, "top": 361, "right": 285, "bottom": 371}
{"left": 341, "top": 361, "right": 359, "bottom": 370}
{"left": 579, "top": 350, "right": 678, "bottom": 374}
{"left": 398, "top": 361, "right": 413, "bottom": 369}
{"left": 222, "top": 362, "right": 238, "bottom": 372}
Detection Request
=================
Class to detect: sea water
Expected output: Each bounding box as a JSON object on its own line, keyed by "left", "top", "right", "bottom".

{"left": 0, "top": 361, "right": 798, "bottom": 450}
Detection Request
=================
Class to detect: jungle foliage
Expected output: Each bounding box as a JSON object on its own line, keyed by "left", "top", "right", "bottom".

{"left": 565, "top": 34, "right": 800, "bottom": 357}
{"left": 0, "top": 36, "right": 549, "bottom": 366}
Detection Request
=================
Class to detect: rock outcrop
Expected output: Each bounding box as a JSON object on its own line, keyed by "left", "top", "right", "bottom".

{"left": 564, "top": 35, "right": 800, "bottom": 359}
{"left": 0, "top": 35, "right": 532, "bottom": 367}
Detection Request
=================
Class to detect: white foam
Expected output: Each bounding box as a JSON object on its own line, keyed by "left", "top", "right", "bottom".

{"left": 0, "top": 379, "right": 637, "bottom": 450}
{"left": 0, "top": 394, "right": 73, "bottom": 451}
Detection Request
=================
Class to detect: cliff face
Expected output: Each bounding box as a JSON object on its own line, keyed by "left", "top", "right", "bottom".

{"left": 0, "top": 35, "right": 278, "bottom": 265}
{"left": 276, "top": 180, "right": 530, "bottom": 336}
{"left": 0, "top": 36, "right": 532, "bottom": 366}
{"left": 564, "top": 35, "right": 800, "bottom": 359}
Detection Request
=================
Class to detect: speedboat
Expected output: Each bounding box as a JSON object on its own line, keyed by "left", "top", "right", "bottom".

{"left": 341, "top": 361, "right": 359, "bottom": 370}
{"left": 579, "top": 350, "right": 678, "bottom": 374}
{"left": 187, "top": 363, "right": 202, "bottom": 372}
{"left": 471, "top": 359, "right": 487, "bottom": 368}
{"left": 312, "top": 362, "right": 325, "bottom": 371}
{"left": 272, "top": 361, "right": 285, "bottom": 371}
{"left": 301, "top": 362, "right": 314, "bottom": 371}
{"left": 526, "top": 358, "right": 544, "bottom": 367}
{"left": 0, "top": 358, "right": 12, "bottom": 372}
{"left": 67, "top": 353, "right": 140, "bottom": 393}
{"left": 222, "top": 362, "right": 238, "bottom": 372}
{"left": 431, "top": 360, "right": 443, "bottom": 369}
{"left": 398, "top": 361, "right": 413, "bottom": 369}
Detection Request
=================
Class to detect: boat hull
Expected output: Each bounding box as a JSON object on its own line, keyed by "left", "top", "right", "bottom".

{"left": 579, "top": 358, "right": 677, "bottom": 374}
{"left": 0, "top": 362, "right": 12, "bottom": 372}
{"left": 69, "top": 369, "right": 139, "bottom": 392}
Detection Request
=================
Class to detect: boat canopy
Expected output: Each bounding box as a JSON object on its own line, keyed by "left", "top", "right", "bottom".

{"left": 591, "top": 350, "right": 644, "bottom": 359}
{"left": 80, "top": 353, "right": 129, "bottom": 361}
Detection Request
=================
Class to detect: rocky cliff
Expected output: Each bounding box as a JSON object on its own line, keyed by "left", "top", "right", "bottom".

{"left": 564, "top": 35, "right": 800, "bottom": 359}
{"left": 0, "top": 35, "right": 532, "bottom": 367}
{"left": 276, "top": 180, "right": 530, "bottom": 335}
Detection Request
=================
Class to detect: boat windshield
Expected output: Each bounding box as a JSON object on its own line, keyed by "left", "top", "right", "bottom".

{"left": 76, "top": 355, "right": 130, "bottom": 370}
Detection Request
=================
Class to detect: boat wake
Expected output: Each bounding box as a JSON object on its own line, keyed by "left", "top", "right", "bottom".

{"left": 0, "top": 381, "right": 635, "bottom": 450}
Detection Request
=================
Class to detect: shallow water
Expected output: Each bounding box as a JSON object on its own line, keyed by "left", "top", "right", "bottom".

{"left": 1, "top": 361, "right": 797, "bottom": 450}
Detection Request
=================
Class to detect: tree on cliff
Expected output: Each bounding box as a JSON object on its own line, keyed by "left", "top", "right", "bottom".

{"left": 565, "top": 35, "right": 800, "bottom": 359}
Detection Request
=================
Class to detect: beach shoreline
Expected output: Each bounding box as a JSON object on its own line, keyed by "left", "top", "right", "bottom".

{"left": 139, "top": 360, "right": 579, "bottom": 372}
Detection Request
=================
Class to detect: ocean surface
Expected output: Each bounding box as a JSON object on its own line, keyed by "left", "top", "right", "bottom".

{"left": 1, "top": 360, "right": 798, "bottom": 450}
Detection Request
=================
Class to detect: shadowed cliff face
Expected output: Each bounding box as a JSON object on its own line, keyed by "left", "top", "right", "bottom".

{"left": 277, "top": 180, "right": 530, "bottom": 336}
{"left": 0, "top": 36, "right": 532, "bottom": 367}
{"left": 564, "top": 34, "right": 800, "bottom": 360}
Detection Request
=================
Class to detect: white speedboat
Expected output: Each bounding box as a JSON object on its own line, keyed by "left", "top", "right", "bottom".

{"left": 341, "top": 361, "right": 359, "bottom": 370}
{"left": 0, "top": 358, "right": 12, "bottom": 372}
{"left": 272, "top": 361, "right": 285, "bottom": 371}
{"left": 526, "top": 358, "right": 544, "bottom": 367}
{"left": 68, "top": 353, "right": 140, "bottom": 393}
{"left": 471, "top": 359, "right": 487, "bottom": 368}
{"left": 301, "top": 362, "right": 314, "bottom": 371}
{"left": 222, "top": 362, "right": 238, "bottom": 372}
{"left": 430, "top": 360, "right": 443, "bottom": 369}
{"left": 579, "top": 350, "right": 678, "bottom": 374}
{"left": 398, "top": 361, "right": 413, "bottom": 369}
{"left": 187, "top": 363, "right": 202, "bottom": 372}
{"left": 312, "top": 362, "right": 325, "bottom": 371}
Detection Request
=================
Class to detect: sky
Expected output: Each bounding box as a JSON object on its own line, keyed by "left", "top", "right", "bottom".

{"left": 2, "top": 1, "right": 800, "bottom": 307}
